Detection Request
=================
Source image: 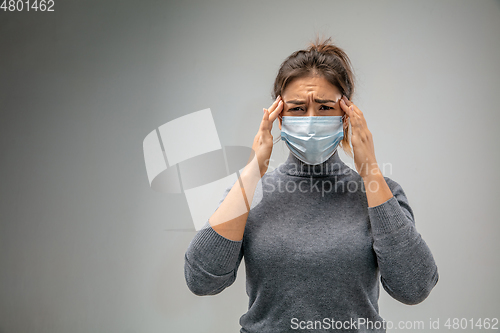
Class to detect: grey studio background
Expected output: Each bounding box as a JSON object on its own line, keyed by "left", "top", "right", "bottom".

{"left": 1, "top": 0, "right": 499, "bottom": 332}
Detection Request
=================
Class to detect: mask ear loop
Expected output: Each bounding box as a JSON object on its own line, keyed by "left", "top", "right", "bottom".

{"left": 273, "top": 114, "right": 284, "bottom": 145}
{"left": 340, "top": 112, "right": 352, "bottom": 163}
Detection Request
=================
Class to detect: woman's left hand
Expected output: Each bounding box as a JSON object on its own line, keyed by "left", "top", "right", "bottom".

{"left": 339, "top": 95, "right": 379, "bottom": 179}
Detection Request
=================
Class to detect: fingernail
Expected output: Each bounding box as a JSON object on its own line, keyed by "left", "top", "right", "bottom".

{"left": 263, "top": 108, "right": 266, "bottom": 113}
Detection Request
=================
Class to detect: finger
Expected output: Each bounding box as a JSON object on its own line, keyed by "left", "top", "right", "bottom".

{"left": 342, "top": 95, "right": 366, "bottom": 119}
{"left": 264, "top": 107, "right": 270, "bottom": 121}
{"left": 340, "top": 97, "right": 362, "bottom": 119}
{"left": 342, "top": 96, "right": 361, "bottom": 116}
{"left": 340, "top": 98, "right": 354, "bottom": 118}
{"left": 259, "top": 108, "right": 271, "bottom": 132}
{"left": 341, "top": 102, "right": 362, "bottom": 130}
{"left": 342, "top": 95, "right": 352, "bottom": 107}
{"left": 269, "top": 100, "right": 283, "bottom": 122}
{"left": 268, "top": 95, "right": 281, "bottom": 113}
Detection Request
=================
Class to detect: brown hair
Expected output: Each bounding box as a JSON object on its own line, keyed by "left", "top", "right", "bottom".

{"left": 272, "top": 36, "right": 355, "bottom": 157}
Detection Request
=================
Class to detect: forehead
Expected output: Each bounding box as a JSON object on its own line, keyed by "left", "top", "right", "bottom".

{"left": 283, "top": 76, "right": 340, "bottom": 98}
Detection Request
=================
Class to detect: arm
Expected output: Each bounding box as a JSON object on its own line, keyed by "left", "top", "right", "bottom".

{"left": 209, "top": 157, "right": 262, "bottom": 241}
{"left": 368, "top": 177, "right": 439, "bottom": 305}
{"left": 184, "top": 157, "right": 262, "bottom": 295}
{"left": 210, "top": 95, "right": 283, "bottom": 241}
{"left": 184, "top": 178, "right": 245, "bottom": 296}
{"left": 339, "top": 96, "right": 438, "bottom": 304}
{"left": 184, "top": 96, "right": 283, "bottom": 295}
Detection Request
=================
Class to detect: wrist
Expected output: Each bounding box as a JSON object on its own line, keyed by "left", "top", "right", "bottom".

{"left": 362, "top": 167, "right": 393, "bottom": 207}
{"left": 240, "top": 158, "right": 263, "bottom": 182}
{"left": 359, "top": 161, "right": 382, "bottom": 180}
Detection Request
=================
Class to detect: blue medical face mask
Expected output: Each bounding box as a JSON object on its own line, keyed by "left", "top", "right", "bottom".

{"left": 281, "top": 116, "right": 344, "bottom": 165}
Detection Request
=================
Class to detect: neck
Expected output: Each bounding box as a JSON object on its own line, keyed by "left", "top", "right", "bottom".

{"left": 278, "top": 150, "right": 348, "bottom": 177}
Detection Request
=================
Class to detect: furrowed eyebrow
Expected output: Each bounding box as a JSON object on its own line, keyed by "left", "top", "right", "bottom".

{"left": 286, "top": 98, "right": 338, "bottom": 104}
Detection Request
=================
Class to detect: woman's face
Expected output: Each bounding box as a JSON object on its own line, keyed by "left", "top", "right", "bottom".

{"left": 278, "top": 76, "right": 344, "bottom": 130}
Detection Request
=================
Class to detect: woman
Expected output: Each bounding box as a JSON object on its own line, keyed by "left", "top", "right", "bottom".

{"left": 184, "top": 37, "right": 439, "bottom": 333}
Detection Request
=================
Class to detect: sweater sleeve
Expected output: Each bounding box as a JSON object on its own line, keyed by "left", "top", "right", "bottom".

{"left": 368, "top": 177, "right": 439, "bottom": 305}
{"left": 184, "top": 180, "right": 244, "bottom": 296}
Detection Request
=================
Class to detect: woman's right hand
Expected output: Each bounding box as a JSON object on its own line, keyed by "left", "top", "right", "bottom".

{"left": 249, "top": 95, "right": 283, "bottom": 178}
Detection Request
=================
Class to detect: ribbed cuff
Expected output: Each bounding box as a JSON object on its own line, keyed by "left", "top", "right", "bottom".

{"left": 368, "top": 196, "right": 409, "bottom": 236}
{"left": 188, "top": 224, "right": 243, "bottom": 276}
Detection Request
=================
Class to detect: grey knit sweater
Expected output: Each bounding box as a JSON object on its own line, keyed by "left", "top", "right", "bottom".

{"left": 184, "top": 151, "right": 439, "bottom": 333}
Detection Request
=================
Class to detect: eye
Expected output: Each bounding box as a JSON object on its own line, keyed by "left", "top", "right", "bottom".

{"left": 320, "top": 105, "right": 333, "bottom": 110}
{"left": 289, "top": 107, "right": 304, "bottom": 112}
